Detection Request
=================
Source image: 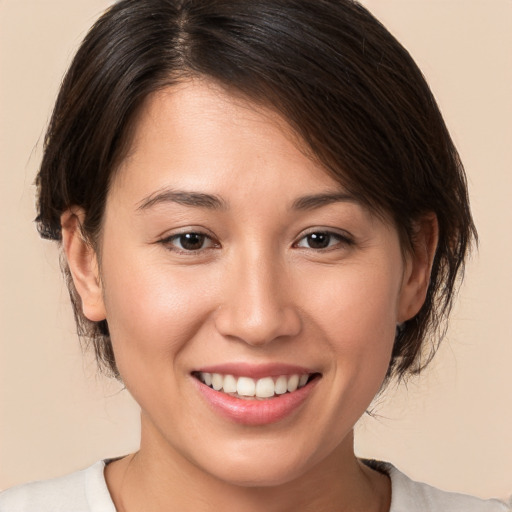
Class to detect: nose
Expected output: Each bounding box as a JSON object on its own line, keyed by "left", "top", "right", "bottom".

{"left": 214, "top": 250, "right": 302, "bottom": 347}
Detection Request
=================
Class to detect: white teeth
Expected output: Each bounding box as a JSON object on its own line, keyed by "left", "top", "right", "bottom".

{"left": 222, "top": 374, "right": 237, "bottom": 393}
{"left": 201, "top": 372, "right": 212, "bottom": 386}
{"left": 287, "top": 374, "right": 299, "bottom": 392}
{"left": 211, "top": 373, "right": 223, "bottom": 391}
{"left": 237, "top": 376, "right": 256, "bottom": 396}
{"left": 197, "top": 372, "right": 313, "bottom": 398}
{"left": 255, "top": 377, "right": 275, "bottom": 398}
{"left": 275, "top": 375, "right": 288, "bottom": 395}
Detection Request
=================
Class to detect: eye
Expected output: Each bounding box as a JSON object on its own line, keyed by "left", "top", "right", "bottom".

{"left": 162, "top": 232, "right": 217, "bottom": 252}
{"left": 295, "top": 231, "right": 352, "bottom": 250}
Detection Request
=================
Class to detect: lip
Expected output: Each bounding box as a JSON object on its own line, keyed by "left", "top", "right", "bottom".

{"left": 191, "top": 366, "right": 320, "bottom": 426}
{"left": 194, "top": 362, "right": 316, "bottom": 380}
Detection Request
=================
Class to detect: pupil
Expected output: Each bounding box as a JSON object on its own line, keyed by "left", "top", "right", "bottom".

{"left": 181, "top": 233, "right": 204, "bottom": 250}
{"left": 308, "top": 233, "right": 330, "bottom": 249}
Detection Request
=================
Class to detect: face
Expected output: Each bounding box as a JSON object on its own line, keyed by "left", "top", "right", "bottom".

{"left": 69, "top": 79, "right": 428, "bottom": 486}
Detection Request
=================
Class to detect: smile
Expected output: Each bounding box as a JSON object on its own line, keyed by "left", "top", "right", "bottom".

{"left": 194, "top": 372, "right": 314, "bottom": 399}
{"left": 192, "top": 364, "right": 321, "bottom": 425}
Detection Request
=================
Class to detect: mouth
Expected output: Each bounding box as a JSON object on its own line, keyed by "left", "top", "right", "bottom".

{"left": 192, "top": 371, "right": 319, "bottom": 400}
{"left": 191, "top": 364, "right": 322, "bottom": 425}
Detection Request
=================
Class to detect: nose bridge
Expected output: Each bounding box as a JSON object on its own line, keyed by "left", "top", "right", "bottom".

{"left": 215, "top": 244, "right": 301, "bottom": 345}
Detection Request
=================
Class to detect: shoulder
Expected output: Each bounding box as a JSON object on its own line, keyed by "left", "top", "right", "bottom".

{"left": 378, "top": 462, "right": 511, "bottom": 512}
{"left": 0, "top": 461, "right": 115, "bottom": 512}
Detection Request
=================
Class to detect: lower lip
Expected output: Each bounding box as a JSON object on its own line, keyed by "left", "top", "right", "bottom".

{"left": 193, "top": 377, "right": 319, "bottom": 426}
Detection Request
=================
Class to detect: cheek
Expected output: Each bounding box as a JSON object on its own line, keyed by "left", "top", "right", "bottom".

{"left": 305, "top": 262, "right": 400, "bottom": 341}
{"left": 303, "top": 263, "right": 399, "bottom": 395}
{"left": 99, "top": 246, "right": 216, "bottom": 375}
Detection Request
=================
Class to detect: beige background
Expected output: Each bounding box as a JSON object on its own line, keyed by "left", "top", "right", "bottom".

{"left": 1, "top": 0, "right": 511, "bottom": 499}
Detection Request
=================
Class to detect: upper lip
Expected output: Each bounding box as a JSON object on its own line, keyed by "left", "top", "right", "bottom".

{"left": 193, "top": 362, "right": 319, "bottom": 380}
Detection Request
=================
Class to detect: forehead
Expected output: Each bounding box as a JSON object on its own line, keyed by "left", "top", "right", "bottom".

{"left": 112, "top": 78, "right": 350, "bottom": 205}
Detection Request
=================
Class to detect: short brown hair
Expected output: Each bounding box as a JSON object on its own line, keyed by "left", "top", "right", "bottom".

{"left": 36, "top": 0, "right": 476, "bottom": 380}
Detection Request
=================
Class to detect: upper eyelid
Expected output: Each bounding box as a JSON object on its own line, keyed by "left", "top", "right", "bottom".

{"left": 160, "top": 227, "right": 217, "bottom": 241}
{"left": 295, "top": 228, "right": 354, "bottom": 242}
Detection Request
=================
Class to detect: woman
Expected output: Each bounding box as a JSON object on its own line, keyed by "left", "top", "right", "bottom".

{"left": 0, "top": 0, "right": 509, "bottom": 510}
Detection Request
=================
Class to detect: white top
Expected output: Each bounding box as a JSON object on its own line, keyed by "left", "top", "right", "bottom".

{"left": 0, "top": 460, "right": 510, "bottom": 512}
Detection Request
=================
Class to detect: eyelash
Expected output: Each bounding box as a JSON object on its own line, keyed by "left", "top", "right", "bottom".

{"left": 160, "top": 232, "right": 219, "bottom": 254}
{"left": 159, "top": 230, "right": 354, "bottom": 254}
{"left": 293, "top": 230, "right": 354, "bottom": 251}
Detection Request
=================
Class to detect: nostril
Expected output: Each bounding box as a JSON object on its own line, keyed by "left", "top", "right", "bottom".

{"left": 214, "top": 303, "right": 302, "bottom": 347}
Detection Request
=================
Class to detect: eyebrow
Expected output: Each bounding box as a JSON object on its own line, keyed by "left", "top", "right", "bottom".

{"left": 136, "top": 188, "right": 356, "bottom": 212}
{"left": 291, "top": 192, "right": 357, "bottom": 211}
{"left": 136, "top": 189, "right": 227, "bottom": 211}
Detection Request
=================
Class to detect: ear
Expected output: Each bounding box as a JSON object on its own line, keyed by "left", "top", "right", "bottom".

{"left": 61, "top": 209, "right": 106, "bottom": 322}
{"left": 397, "top": 214, "right": 439, "bottom": 323}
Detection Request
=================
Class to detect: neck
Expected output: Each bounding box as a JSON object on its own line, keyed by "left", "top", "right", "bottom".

{"left": 106, "top": 417, "right": 390, "bottom": 512}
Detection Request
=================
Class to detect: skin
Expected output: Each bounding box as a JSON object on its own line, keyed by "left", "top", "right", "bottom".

{"left": 62, "top": 79, "right": 438, "bottom": 512}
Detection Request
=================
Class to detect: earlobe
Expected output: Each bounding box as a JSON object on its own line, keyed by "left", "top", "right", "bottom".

{"left": 61, "top": 209, "right": 106, "bottom": 322}
{"left": 398, "top": 214, "right": 439, "bottom": 323}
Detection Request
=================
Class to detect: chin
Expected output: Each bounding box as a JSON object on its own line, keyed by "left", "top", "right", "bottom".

{"left": 207, "top": 457, "right": 309, "bottom": 488}
{"left": 186, "top": 434, "right": 333, "bottom": 489}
